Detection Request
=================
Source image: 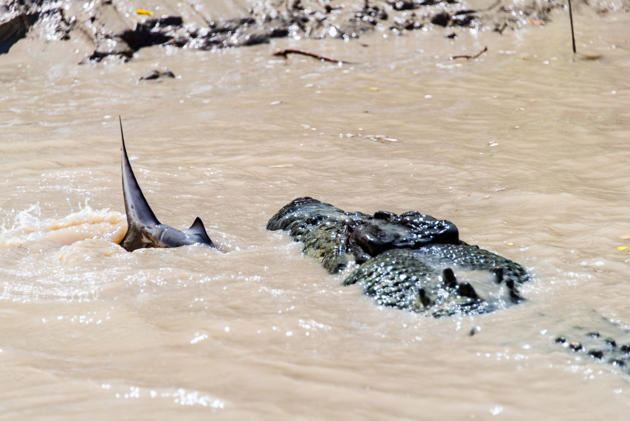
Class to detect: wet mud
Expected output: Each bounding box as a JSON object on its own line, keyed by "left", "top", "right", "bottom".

{"left": 2, "top": 0, "right": 626, "bottom": 63}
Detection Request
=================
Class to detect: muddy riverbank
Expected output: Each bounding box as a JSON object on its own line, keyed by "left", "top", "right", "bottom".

{"left": 2, "top": 0, "right": 626, "bottom": 63}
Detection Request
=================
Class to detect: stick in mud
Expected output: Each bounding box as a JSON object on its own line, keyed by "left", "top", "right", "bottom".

{"left": 568, "top": 0, "right": 576, "bottom": 54}
{"left": 495, "top": 23, "right": 508, "bottom": 35}
{"left": 451, "top": 46, "right": 488, "bottom": 60}
{"left": 272, "top": 49, "right": 353, "bottom": 65}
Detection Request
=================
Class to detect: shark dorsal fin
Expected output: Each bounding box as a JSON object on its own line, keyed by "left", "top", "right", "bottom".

{"left": 120, "top": 116, "right": 160, "bottom": 227}
{"left": 187, "top": 216, "right": 215, "bottom": 246}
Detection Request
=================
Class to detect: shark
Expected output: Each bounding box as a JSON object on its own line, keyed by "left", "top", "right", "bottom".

{"left": 119, "top": 117, "right": 215, "bottom": 252}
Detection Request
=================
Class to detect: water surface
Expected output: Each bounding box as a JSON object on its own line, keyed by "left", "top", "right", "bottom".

{"left": 1, "top": 8, "right": 630, "bottom": 420}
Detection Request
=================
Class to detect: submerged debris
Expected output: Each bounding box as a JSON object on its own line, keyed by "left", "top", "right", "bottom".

{"left": 272, "top": 48, "right": 353, "bottom": 64}
{"left": 139, "top": 68, "right": 176, "bottom": 81}
{"left": 451, "top": 46, "right": 488, "bottom": 60}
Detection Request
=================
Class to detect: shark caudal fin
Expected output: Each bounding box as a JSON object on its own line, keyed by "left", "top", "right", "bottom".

{"left": 119, "top": 117, "right": 216, "bottom": 252}
{"left": 186, "top": 217, "right": 215, "bottom": 247}
{"left": 120, "top": 117, "right": 160, "bottom": 248}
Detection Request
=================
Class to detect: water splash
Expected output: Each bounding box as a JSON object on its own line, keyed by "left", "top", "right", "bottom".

{"left": 0, "top": 205, "right": 127, "bottom": 250}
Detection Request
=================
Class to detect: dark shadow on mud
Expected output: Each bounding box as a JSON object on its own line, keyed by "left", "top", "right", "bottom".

{"left": 0, "top": 13, "right": 37, "bottom": 54}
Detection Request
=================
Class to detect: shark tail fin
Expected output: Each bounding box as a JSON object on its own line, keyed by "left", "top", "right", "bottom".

{"left": 120, "top": 116, "right": 160, "bottom": 229}
{"left": 187, "top": 217, "right": 215, "bottom": 247}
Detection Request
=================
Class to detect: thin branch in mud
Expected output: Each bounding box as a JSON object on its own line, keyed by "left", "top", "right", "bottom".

{"left": 495, "top": 22, "right": 508, "bottom": 34}
{"left": 185, "top": 0, "right": 213, "bottom": 27}
{"left": 76, "top": 23, "right": 96, "bottom": 47}
{"left": 451, "top": 46, "right": 488, "bottom": 60}
{"left": 479, "top": 0, "right": 502, "bottom": 12}
{"left": 568, "top": 0, "right": 576, "bottom": 54}
{"left": 272, "top": 49, "right": 353, "bottom": 64}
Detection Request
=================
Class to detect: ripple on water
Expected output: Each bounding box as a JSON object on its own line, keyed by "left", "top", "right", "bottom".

{"left": 102, "top": 383, "right": 225, "bottom": 410}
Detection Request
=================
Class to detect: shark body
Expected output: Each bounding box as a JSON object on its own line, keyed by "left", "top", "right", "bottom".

{"left": 119, "top": 118, "right": 215, "bottom": 252}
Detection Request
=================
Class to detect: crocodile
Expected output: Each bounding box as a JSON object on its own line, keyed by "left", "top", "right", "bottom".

{"left": 267, "top": 196, "right": 529, "bottom": 317}
{"left": 267, "top": 196, "right": 630, "bottom": 372}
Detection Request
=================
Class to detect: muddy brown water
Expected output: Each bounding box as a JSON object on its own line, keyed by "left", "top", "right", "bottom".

{"left": 1, "top": 7, "right": 630, "bottom": 420}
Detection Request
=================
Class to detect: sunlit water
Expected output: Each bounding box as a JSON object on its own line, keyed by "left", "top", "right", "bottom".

{"left": 1, "top": 7, "right": 630, "bottom": 420}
